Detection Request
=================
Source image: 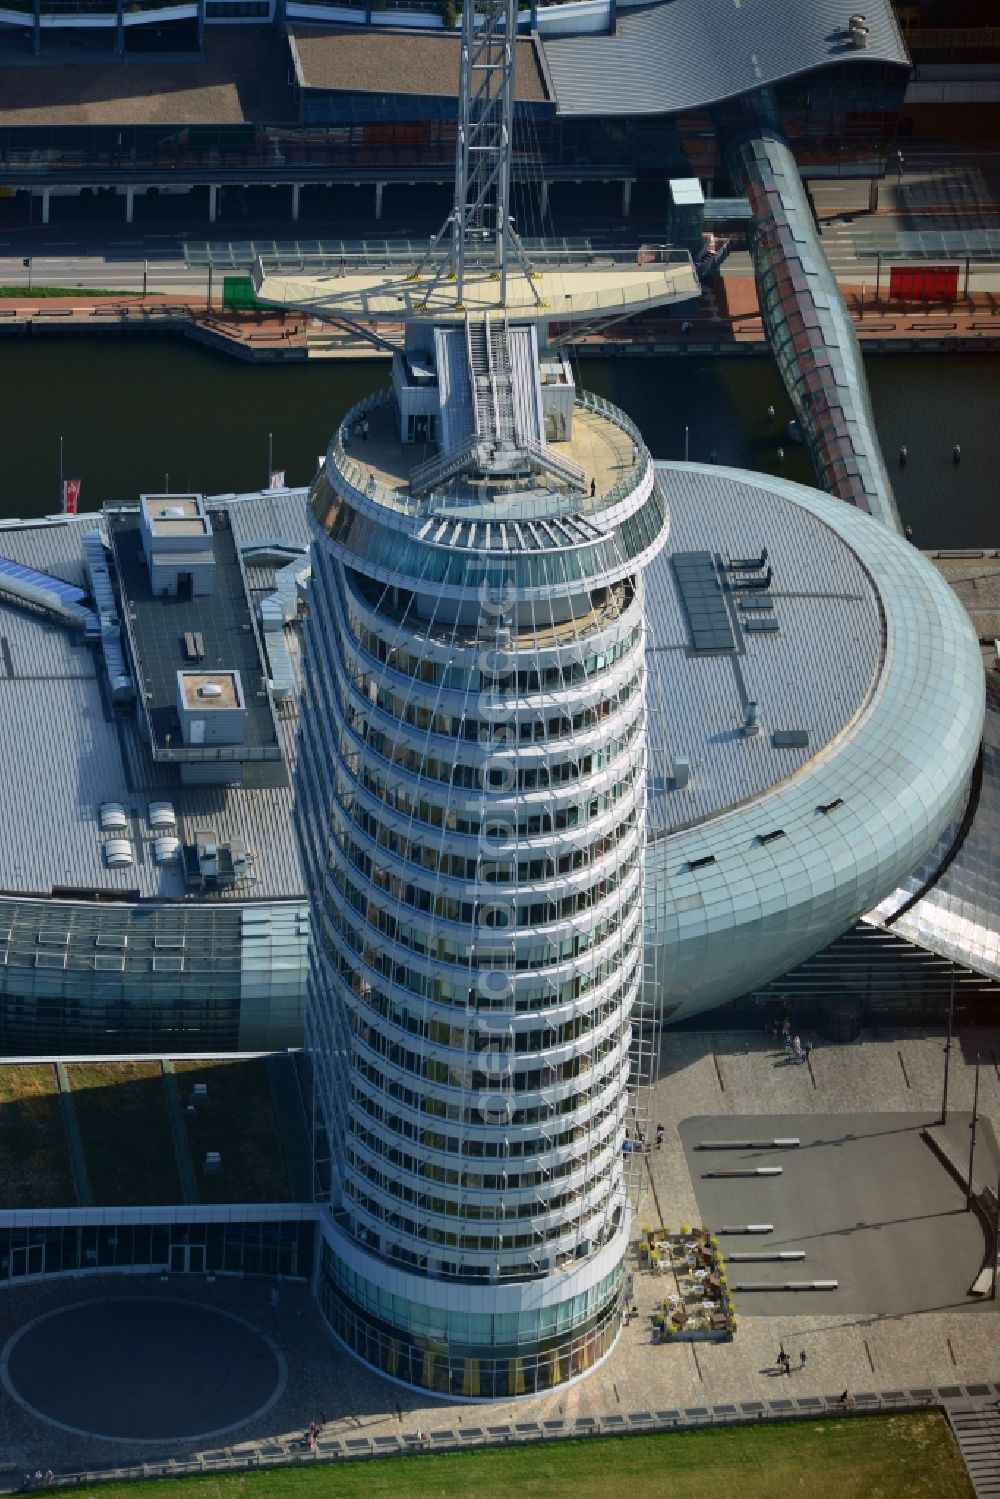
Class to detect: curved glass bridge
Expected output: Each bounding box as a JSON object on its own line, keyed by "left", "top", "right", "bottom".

{"left": 726, "top": 128, "right": 902, "bottom": 536}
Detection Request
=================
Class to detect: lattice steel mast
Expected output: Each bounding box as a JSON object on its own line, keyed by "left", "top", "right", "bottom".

{"left": 415, "top": 0, "right": 539, "bottom": 307}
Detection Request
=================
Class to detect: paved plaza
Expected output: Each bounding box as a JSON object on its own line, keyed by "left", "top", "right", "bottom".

{"left": 0, "top": 1028, "right": 997, "bottom": 1482}
{"left": 1, "top": 1300, "right": 284, "bottom": 1443}
{"left": 679, "top": 1111, "right": 990, "bottom": 1317}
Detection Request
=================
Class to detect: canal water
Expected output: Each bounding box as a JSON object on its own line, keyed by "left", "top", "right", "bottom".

{"left": 0, "top": 338, "right": 997, "bottom": 547}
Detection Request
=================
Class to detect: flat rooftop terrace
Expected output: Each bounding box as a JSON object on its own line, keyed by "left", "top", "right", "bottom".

{"left": 0, "top": 30, "right": 294, "bottom": 126}
{"left": 0, "top": 489, "right": 311, "bottom": 901}
{"left": 289, "top": 25, "right": 549, "bottom": 103}
{"left": 255, "top": 256, "right": 701, "bottom": 322}
{"left": 108, "top": 505, "right": 282, "bottom": 768}
{"left": 338, "top": 394, "right": 638, "bottom": 503}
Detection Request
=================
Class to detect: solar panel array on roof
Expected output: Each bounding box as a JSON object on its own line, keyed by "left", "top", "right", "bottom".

{"left": 671, "top": 551, "right": 736, "bottom": 655}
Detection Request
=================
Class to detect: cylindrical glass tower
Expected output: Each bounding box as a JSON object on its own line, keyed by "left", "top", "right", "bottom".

{"left": 295, "top": 382, "right": 668, "bottom": 1398}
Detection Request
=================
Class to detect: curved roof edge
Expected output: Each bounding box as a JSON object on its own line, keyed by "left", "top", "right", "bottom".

{"left": 651, "top": 464, "right": 984, "bottom": 1022}
{"left": 543, "top": 0, "right": 910, "bottom": 118}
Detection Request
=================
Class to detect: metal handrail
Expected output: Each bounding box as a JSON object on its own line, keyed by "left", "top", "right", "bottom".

{"left": 328, "top": 388, "right": 650, "bottom": 521}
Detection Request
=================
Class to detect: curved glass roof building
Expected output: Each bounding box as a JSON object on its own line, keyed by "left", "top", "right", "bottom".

{"left": 646, "top": 464, "right": 984, "bottom": 1023}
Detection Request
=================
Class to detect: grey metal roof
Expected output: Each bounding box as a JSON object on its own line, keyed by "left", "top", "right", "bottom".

{"left": 0, "top": 492, "right": 313, "bottom": 904}
{"left": 645, "top": 472, "right": 884, "bottom": 833}
{"left": 542, "top": 0, "right": 910, "bottom": 118}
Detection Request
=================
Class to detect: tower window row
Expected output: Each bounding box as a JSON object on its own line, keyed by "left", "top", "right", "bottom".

{"left": 321, "top": 867, "right": 642, "bottom": 969}
{"left": 349, "top": 1043, "right": 628, "bottom": 1131}
{"left": 339, "top": 793, "right": 639, "bottom": 888}
{"left": 330, "top": 830, "right": 639, "bottom": 934}
{"left": 348, "top": 1006, "right": 629, "bottom": 1093}
{"left": 349, "top": 1075, "right": 624, "bottom": 1162}
{"left": 320, "top": 900, "right": 641, "bottom": 1012}
{"left": 341, "top": 950, "right": 640, "bottom": 1051}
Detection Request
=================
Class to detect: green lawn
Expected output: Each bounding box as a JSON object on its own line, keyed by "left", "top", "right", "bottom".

{"left": 0, "top": 1064, "right": 76, "bottom": 1207}
{"left": 0, "top": 286, "right": 152, "bottom": 298}
{"left": 175, "top": 1059, "right": 291, "bottom": 1203}
{"left": 67, "top": 1061, "right": 183, "bottom": 1205}
{"left": 71, "top": 1413, "right": 971, "bottom": 1498}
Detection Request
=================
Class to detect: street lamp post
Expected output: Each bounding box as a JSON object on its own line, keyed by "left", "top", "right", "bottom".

{"left": 967, "top": 1053, "right": 981, "bottom": 1210}
{"left": 940, "top": 962, "right": 955, "bottom": 1124}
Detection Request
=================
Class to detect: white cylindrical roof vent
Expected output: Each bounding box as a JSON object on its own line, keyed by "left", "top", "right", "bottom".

{"left": 100, "top": 802, "right": 128, "bottom": 832}
{"left": 153, "top": 836, "right": 181, "bottom": 865}
{"left": 105, "top": 838, "right": 134, "bottom": 869}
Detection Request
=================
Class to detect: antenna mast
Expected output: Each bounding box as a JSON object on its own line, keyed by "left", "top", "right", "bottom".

{"left": 415, "top": 0, "right": 538, "bottom": 307}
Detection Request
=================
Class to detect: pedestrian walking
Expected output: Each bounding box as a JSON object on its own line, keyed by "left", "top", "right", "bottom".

{"left": 777, "top": 1342, "right": 787, "bottom": 1370}
{"left": 590, "top": 478, "right": 596, "bottom": 498}
{"left": 655, "top": 1123, "right": 665, "bottom": 1149}
{"left": 361, "top": 418, "right": 369, "bottom": 441}
{"left": 799, "top": 1350, "right": 806, "bottom": 1369}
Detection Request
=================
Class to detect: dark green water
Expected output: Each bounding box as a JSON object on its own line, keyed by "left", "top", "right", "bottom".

{"left": 1, "top": 338, "right": 997, "bottom": 547}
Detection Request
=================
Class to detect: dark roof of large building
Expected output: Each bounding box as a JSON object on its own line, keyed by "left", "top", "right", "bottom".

{"left": 0, "top": 30, "right": 295, "bottom": 126}
{"left": 542, "top": 0, "right": 910, "bottom": 118}
{"left": 289, "top": 26, "right": 549, "bottom": 102}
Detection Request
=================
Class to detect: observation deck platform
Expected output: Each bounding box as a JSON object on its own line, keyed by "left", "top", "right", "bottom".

{"left": 336, "top": 396, "right": 638, "bottom": 509}
{"left": 254, "top": 255, "right": 699, "bottom": 324}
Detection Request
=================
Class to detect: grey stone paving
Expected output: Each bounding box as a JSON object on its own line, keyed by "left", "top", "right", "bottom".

{"left": 0, "top": 1028, "right": 997, "bottom": 1480}
{"left": 680, "top": 1112, "right": 985, "bottom": 1317}
{"left": 2, "top": 1299, "right": 283, "bottom": 1443}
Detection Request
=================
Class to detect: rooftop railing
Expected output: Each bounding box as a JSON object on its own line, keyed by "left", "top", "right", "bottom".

{"left": 328, "top": 387, "right": 652, "bottom": 527}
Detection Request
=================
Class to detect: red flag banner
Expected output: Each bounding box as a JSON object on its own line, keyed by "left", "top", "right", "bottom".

{"left": 62, "top": 478, "right": 81, "bottom": 515}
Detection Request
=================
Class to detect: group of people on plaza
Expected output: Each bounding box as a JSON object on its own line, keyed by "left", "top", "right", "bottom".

{"left": 767, "top": 1015, "right": 814, "bottom": 1065}
{"left": 777, "top": 1344, "right": 807, "bottom": 1375}
{"left": 622, "top": 1123, "right": 667, "bottom": 1155}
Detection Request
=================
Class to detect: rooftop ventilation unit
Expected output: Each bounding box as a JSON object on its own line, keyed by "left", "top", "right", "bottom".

{"left": 152, "top": 836, "right": 181, "bottom": 865}
{"left": 198, "top": 683, "right": 223, "bottom": 699}
{"left": 148, "top": 801, "right": 177, "bottom": 831}
{"left": 741, "top": 701, "right": 761, "bottom": 737}
{"left": 104, "top": 838, "right": 133, "bottom": 869}
{"left": 99, "top": 803, "right": 128, "bottom": 832}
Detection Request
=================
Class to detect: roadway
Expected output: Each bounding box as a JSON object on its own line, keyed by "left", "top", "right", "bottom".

{"left": 1, "top": 146, "right": 999, "bottom": 299}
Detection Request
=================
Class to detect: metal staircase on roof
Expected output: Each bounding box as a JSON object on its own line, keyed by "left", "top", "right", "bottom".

{"left": 409, "top": 434, "right": 482, "bottom": 496}
{"left": 412, "top": 312, "right": 585, "bottom": 496}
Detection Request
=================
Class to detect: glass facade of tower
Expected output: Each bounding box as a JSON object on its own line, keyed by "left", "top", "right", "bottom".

{"left": 294, "top": 387, "right": 668, "bottom": 1398}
